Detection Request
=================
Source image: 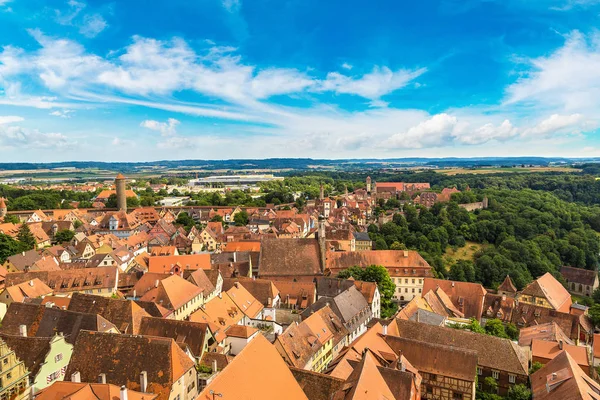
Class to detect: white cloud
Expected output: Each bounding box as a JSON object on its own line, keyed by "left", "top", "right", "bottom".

{"left": 222, "top": 0, "right": 241, "bottom": 12}
{"left": 522, "top": 113, "right": 591, "bottom": 137}
{"left": 140, "top": 118, "right": 180, "bottom": 136}
{"left": 0, "top": 124, "right": 73, "bottom": 149}
{"left": 320, "top": 66, "right": 427, "bottom": 100}
{"left": 341, "top": 63, "right": 353, "bottom": 70}
{"left": 0, "top": 116, "right": 24, "bottom": 124}
{"left": 505, "top": 31, "right": 600, "bottom": 113}
{"left": 49, "top": 109, "right": 75, "bottom": 118}
{"left": 80, "top": 14, "right": 108, "bottom": 38}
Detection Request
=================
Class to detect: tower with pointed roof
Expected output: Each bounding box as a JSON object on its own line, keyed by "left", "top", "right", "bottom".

{"left": 115, "top": 173, "right": 127, "bottom": 212}
{"left": 497, "top": 275, "right": 517, "bottom": 297}
{"left": 0, "top": 197, "right": 7, "bottom": 219}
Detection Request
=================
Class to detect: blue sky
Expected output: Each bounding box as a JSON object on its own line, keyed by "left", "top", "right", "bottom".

{"left": 1, "top": 0, "right": 600, "bottom": 161}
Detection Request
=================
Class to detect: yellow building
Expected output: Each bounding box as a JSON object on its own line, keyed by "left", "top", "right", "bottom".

{"left": 0, "top": 338, "right": 30, "bottom": 400}
{"left": 516, "top": 272, "right": 572, "bottom": 313}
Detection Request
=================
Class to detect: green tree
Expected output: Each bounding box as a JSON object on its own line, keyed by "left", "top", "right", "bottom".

{"left": 588, "top": 304, "right": 600, "bottom": 328}
{"left": 234, "top": 210, "right": 249, "bottom": 226}
{"left": 484, "top": 319, "right": 509, "bottom": 339}
{"left": 507, "top": 384, "right": 531, "bottom": 400}
{"left": 54, "top": 229, "right": 75, "bottom": 243}
{"left": 338, "top": 265, "right": 397, "bottom": 318}
{"left": 176, "top": 212, "right": 195, "bottom": 229}
{"left": 17, "top": 224, "right": 36, "bottom": 250}
{"left": 73, "top": 220, "right": 83, "bottom": 229}
{"left": 529, "top": 361, "right": 543, "bottom": 375}
{"left": 483, "top": 377, "right": 498, "bottom": 394}
{"left": 0, "top": 233, "right": 25, "bottom": 263}
{"left": 2, "top": 214, "right": 19, "bottom": 224}
{"left": 505, "top": 323, "right": 519, "bottom": 341}
{"left": 210, "top": 215, "right": 223, "bottom": 223}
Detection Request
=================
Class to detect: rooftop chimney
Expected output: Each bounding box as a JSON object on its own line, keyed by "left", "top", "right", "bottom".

{"left": 71, "top": 371, "right": 81, "bottom": 383}
{"left": 382, "top": 324, "right": 387, "bottom": 335}
{"left": 140, "top": 371, "right": 148, "bottom": 392}
{"left": 233, "top": 252, "right": 237, "bottom": 263}
{"left": 212, "top": 359, "right": 218, "bottom": 373}
{"left": 403, "top": 250, "right": 408, "bottom": 258}
{"left": 155, "top": 280, "right": 159, "bottom": 288}
{"left": 120, "top": 386, "right": 128, "bottom": 400}
{"left": 29, "top": 280, "right": 34, "bottom": 287}
{"left": 559, "top": 340, "right": 563, "bottom": 350}
{"left": 19, "top": 324, "right": 27, "bottom": 337}
{"left": 98, "top": 373, "right": 106, "bottom": 384}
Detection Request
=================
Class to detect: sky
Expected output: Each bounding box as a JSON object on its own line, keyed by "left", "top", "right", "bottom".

{"left": 1, "top": 0, "right": 600, "bottom": 162}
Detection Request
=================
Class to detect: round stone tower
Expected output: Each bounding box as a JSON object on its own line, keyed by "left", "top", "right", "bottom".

{"left": 115, "top": 173, "right": 127, "bottom": 212}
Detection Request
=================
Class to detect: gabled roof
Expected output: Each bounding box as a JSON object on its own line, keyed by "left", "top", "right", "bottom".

{"left": 532, "top": 339, "right": 590, "bottom": 368}
{"left": 66, "top": 331, "right": 195, "bottom": 400}
{"left": 3, "top": 278, "right": 53, "bottom": 302}
{"left": 392, "top": 319, "right": 529, "bottom": 376}
{"left": 560, "top": 266, "right": 598, "bottom": 287}
{"left": 259, "top": 238, "right": 323, "bottom": 277}
{"left": 147, "top": 254, "right": 211, "bottom": 273}
{"left": 531, "top": 350, "right": 600, "bottom": 400}
{"left": 225, "top": 282, "right": 264, "bottom": 318}
{"left": 198, "top": 335, "right": 308, "bottom": 400}
{"left": 422, "top": 278, "right": 486, "bottom": 320}
{"left": 521, "top": 272, "right": 572, "bottom": 312}
{"left": 0, "top": 302, "right": 117, "bottom": 344}
{"left": 0, "top": 334, "right": 57, "bottom": 377}
{"left": 185, "top": 269, "right": 216, "bottom": 297}
{"left": 5, "top": 266, "right": 118, "bottom": 294}
{"left": 519, "top": 322, "right": 574, "bottom": 347}
{"left": 35, "top": 382, "right": 157, "bottom": 400}
{"left": 325, "top": 250, "right": 431, "bottom": 275}
{"left": 68, "top": 292, "right": 151, "bottom": 334}
{"left": 140, "top": 274, "right": 203, "bottom": 311}
{"left": 498, "top": 275, "right": 517, "bottom": 293}
{"left": 138, "top": 316, "right": 210, "bottom": 357}
{"left": 223, "top": 276, "right": 279, "bottom": 307}
{"left": 302, "top": 286, "right": 371, "bottom": 331}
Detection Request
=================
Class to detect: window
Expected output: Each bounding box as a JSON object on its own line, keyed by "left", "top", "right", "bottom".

{"left": 477, "top": 367, "right": 482, "bottom": 375}
{"left": 412, "top": 288, "right": 415, "bottom": 293}
{"left": 492, "top": 371, "right": 499, "bottom": 379}
{"left": 431, "top": 374, "right": 437, "bottom": 381}
{"left": 412, "top": 279, "right": 415, "bottom": 284}
{"left": 426, "top": 386, "right": 433, "bottom": 394}
{"left": 509, "top": 374, "right": 516, "bottom": 383}
{"left": 7, "top": 372, "right": 12, "bottom": 379}
{"left": 453, "top": 392, "right": 463, "bottom": 400}
{"left": 54, "top": 353, "right": 63, "bottom": 363}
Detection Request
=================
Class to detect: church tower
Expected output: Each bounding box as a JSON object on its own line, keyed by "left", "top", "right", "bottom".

{"left": 366, "top": 176, "right": 372, "bottom": 193}
{"left": 0, "top": 197, "right": 7, "bottom": 219}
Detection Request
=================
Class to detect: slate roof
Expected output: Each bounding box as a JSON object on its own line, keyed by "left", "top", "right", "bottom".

{"left": 392, "top": 319, "right": 529, "bottom": 376}
{"left": 258, "top": 238, "right": 323, "bottom": 277}
{"left": 301, "top": 286, "right": 371, "bottom": 333}
{"left": 65, "top": 331, "right": 195, "bottom": 400}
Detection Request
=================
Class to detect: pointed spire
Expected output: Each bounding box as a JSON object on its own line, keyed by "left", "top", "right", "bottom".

{"left": 498, "top": 275, "right": 517, "bottom": 293}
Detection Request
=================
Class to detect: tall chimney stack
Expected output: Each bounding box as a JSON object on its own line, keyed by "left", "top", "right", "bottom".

{"left": 71, "top": 371, "right": 81, "bottom": 383}
{"left": 115, "top": 173, "right": 127, "bottom": 212}
{"left": 140, "top": 371, "right": 148, "bottom": 392}
{"left": 120, "top": 386, "right": 128, "bottom": 400}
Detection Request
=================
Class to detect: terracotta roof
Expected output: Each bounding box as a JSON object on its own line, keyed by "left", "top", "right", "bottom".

{"left": 223, "top": 241, "right": 261, "bottom": 252}
{"left": 147, "top": 254, "right": 211, "bottom": 273}
{"left": 258, "top": 238, "right": 323, "bottom": 277}
{"left": 184, "top": 269, "right": 215, "bottom": 296}
{"left": 326, "top": 250, "right": 432, "bottom": 277}
{"left": 150, "top": 246, "right": 178, "bottom": 256}
{"left": 276, "top": 306, "right": 348, "bottom": 369}
{"left": 483, "top": 293, "right": 515, "bottom": 322}
{"left": 560, "top": 266, "right": 598, "bottom": 287}
{"left": 0, "top": 302, "right": 118, "bottom": 344}
{"left": 134, "top": 300, "right": 172, "bottom": 318}
{"left": 198, "top": 335, "right": 308, "bottom": 400}
{"left": 498, "top": 275, "right": 517, "bottom": 293}
{"left": 225, "top": 324, "right": 258, "bottom": 339}
{"left": 189, "top": 293, "right": 243, "bottom": 342}
{"left": 223, "top": 276, "right": 279, "bottom": 307}
{"left": 290, "top": 367, "right": 346, "bottom": 400}
{"left": 273, "top": 280, "right": 317, "bottom": 309}
{"left": 531, "top": 350, "right": 600, "bottom": 400}
{"left": 66, "top": 331, "right": 195, "bottom": 400}
{"left": 519, "top": 322, "right": 574, "bottom": 347}
{"left": 68, "top": 292, "right": 151, "bottom": 334}
{"left": 532, "top": 339, "right": 590, "bottom": 368}
{"left": 140, "top": 274, "right": 203, "bottom": 311}
{"left": 392, "top": 319, "right": 529, "bottom": 376}
{"left": 226, "top": 282, "right": 264, "bottom": 318}
{"left": 521, "top": 272, "right": 572, "bottom": 312}
{"left": 422, "top": 278, "right": 486, "bottom": 320}
{"left": 3, "top": 278, "right": 53, "bottom": 302}
{"left": 199, "top": 352, "right": 233, "bottom": 372}
{"left": 95, "top": 189, "right": 137, "bottom": 200}
{"left": 5, "top": 266, "right": 118, "bottom": 294}
{"left": 138, "top": 316, "right": 210, "bottom": 357}
{"left": 0, "top": 334, "right": 56, "bottom": 377}
{"left": 35, "top": 382, "right": 157, "bottom": 400}
{"left": 128, "top": 273, "right": 170, "bottom": 297}
{"left": 384, "top": 335, "right": 478, "bottom": 382}
{"left": 510, "top": 302, "right": 590, "bottom": 341}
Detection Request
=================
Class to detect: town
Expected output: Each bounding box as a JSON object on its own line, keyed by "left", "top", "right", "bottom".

{"left": 0, "top": 170, "right": 597, "bottom": 400}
